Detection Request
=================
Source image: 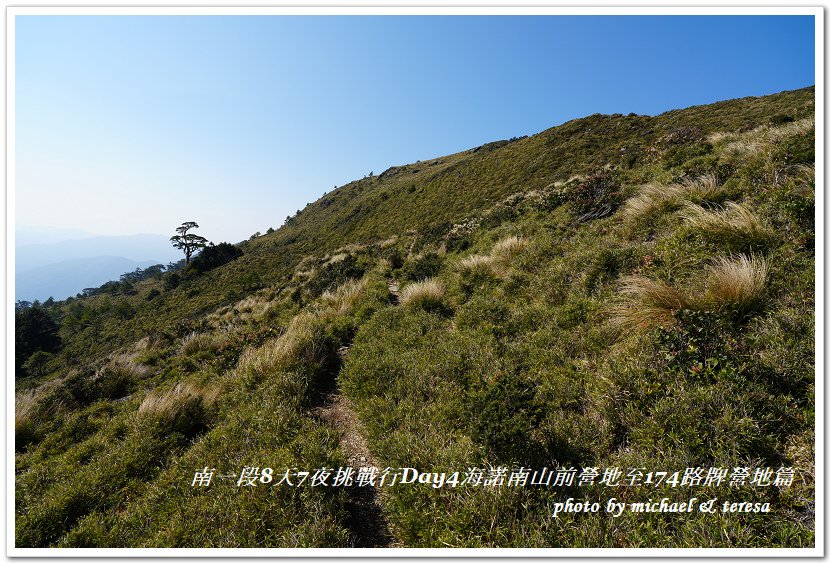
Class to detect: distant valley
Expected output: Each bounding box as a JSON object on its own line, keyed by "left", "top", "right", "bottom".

{"left": 15, "top": 230, "right": 182, "bottom": 301}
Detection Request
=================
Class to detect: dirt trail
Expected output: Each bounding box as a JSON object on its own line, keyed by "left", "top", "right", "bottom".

{"left": 387, "top": 278, "right": 401, "bottom": 305}
{"left": 314, "top": 391, "right": 393, "bottom": 547}
{"left": 311, "top": 280, "right": 402, "bottom": 548}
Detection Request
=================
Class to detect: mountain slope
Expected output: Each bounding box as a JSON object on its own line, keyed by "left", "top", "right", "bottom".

{"left": 15, "top": 86, "right": 815, "bottom": 548}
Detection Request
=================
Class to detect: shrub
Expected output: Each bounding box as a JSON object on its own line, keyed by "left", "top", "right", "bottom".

{"left": 305, "top": 253, "right": 367, "bottom": 297}
{"left": 399, "top": 279, "right": 446, "bottom": 311}
{"left": 399, "top": 252, "right": 443, "bottom": 281}
{"left": 663, "top": 141, "right": 713, "bottom": 168}
{"left": 16, "top": 307, "right": 61, "bottom": 378}
{"left": 164, "top": 272, "right": 181, "bottom": 290}
{"left": 145, "top": 288, "right": 161, "bottom": 301}
{"left": 568, "top": 171, "right": 622, "bottom": 219}
{"left": 469, "top": 372, "right": 543, "bottom": 464}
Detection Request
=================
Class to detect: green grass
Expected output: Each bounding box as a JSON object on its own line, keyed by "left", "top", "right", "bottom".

{"left": 15, "top": 86, "right": 815, "bottom": 548}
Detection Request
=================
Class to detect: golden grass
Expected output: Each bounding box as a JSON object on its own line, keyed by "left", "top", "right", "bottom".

{"left": 458, "top": 254, "right": 496, "bottom": 276}
{"left": 180, "top": 331, "right": 231, "bottom": 356}
{"left": 235, "top": 277, "right": 369, "bottom": 380}
{"left": 99, "top": 352, "right": 152, "bottom": 381}
{"left": 15, "top": 389, "right": 40, "bottom": 431}
{"left": 700, "top": 254, "right": 769, "bottom": 314}
{"left": 622, "top": 183, "right": 685, "bottom": 222}
{"left": 319, "top": 277, "right": 367, "bottom": 317}
{"left": 612, "top": 275, "right": 690, "bottom": 330}
{"left": 137, "top": 381, "right": 219, "bottom": 426}
{"left": 491, "top": 235, "right": 530, "bottom": 261}
{"left": 622, "top": 174, "right": 728, "bottom": 223}
{"left": 679, "top": 174, "right": 727, "bottom": 203}
{"left": 613, "top": 254, "right": 769, "bottom": 332}
{"left": 399, "top": 278, "right": 445, "bottom": 309}
{"left": 680, "top": 202, "right": 771, "bottom": 243}
{"left": 236, "top": 311, "right": 318, "bottom": 377}
{"left": 457, "top": 236, "right": 530, "bottom": 279}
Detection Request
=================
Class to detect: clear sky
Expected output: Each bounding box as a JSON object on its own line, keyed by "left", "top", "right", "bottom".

{"left": 15, "top": 14, "right": 815, "bottom": 244}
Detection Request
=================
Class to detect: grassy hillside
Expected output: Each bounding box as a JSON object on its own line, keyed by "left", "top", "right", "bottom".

{"left": 15, "top": 86, "right": 815, "bottom": 548}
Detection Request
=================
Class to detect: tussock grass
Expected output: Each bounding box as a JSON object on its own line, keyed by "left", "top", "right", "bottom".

{"left": 681, "top": 202, "right": 771, "bottom": 246}
{"left": 15, "top": 390, "right": 40, "bottom": 429}
{"left": 612, "top": 275, "right": 690, "bottom": 330}
{"left": 133, "top": 335, "right": 162, "bottom": 352}
{"left": 710, "top": 116, "right": 813, "bottom": 147}
{"left": 399, "top": 278, "right": 446, "bottom": 310}
{"left": 701, "top": 254, "right": 769, "bottom": 315}
{"left": 458, "top": 254, "right": 497, "bottom": 276}
{"left": 236, "top": 311, "right": 318, "bottom": 377}
{"left": 457, "top": 236, "right": 530, "bottom": 279}
{"left": 491, "top": 235, "right": 529, "bottom": 261}
{"left": 678, "top": 174, "right": 728, "bottom": 203}
{"left": 623, "top": 174, "right": 729, "bottom": 223}
{"left": 179, "top": 331, "right": 230, "bottom": 356}
{"left": 236, "top": 277, "right": 369, "bottom": 379}
{"left": 137, "top": 381, "right": 218, "bottom": 435}
{"left": 613, "top": 254, "right": 769, "bottom": 330}
{"left": 325, "top": 252, "right": 349, "bottom": 265}
{"left": 319, "top": 277, "right": 367, "bottom": 317}
{"left": 622, "top": 183, "right": 686, "bottom": 222}
{"left": 96, "top": 353, "right": 151, "bottom": 385}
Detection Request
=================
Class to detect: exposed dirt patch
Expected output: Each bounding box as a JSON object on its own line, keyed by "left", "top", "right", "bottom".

{"left": 314, "top": 392, "right": 395, "bottom": 548}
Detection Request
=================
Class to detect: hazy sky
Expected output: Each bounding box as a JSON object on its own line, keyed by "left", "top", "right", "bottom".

{"left": 15, "top": 14, "right": 815, "bottom": 244}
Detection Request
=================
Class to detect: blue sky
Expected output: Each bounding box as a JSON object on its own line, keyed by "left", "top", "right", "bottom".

{"left": 15, "top": 14, "right": 815, "bottom": 244}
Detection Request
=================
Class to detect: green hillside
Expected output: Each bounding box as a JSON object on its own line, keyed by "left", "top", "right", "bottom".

{"left": 15, "top": 86, "right": 815, "bottom": 548}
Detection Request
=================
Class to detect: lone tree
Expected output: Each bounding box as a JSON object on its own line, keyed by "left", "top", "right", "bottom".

{"left": 170, "top": 221, "right": 208, "bottom": 265}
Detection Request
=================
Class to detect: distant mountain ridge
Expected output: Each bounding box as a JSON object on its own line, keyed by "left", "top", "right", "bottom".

{"left": 15, "top": 232, "right": 182, "bottom": 301}
{"left": 15, "top": 256, "right": 160, "bottom": 302}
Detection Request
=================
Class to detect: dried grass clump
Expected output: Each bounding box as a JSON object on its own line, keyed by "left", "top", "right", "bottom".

{"left": 680, "top": 202, "right": 771, "bottom": 245}
{"left": 612, "top": 275, "right": 690, "bottom": 330}
{"left": 622, "top": 183, "right": 686, "bottom": 222}
{"left": 325, "top": 253, "right": 349, "bottom": 265}
{"left": 180, "top": 331, "right": 231, "bottom": 356}
{"left": 138, "top": 381, "right": 218, "bottom": 436}
{"left": 678, "top": 174, "right": 728, "bottom": 203}
{"left": 700, "top": 254, "right": 769, "bottom": 315}
{"left": 236, "top": 311, "right": 319, "bottom": 377}
{"left": 102, "top": 352, "right": 152, "bottom": 381}
{"left": 623, "top": 174, "right": 729, "bottom": 224}
{"left": 320, "top": 278, "right": 367, "bottom": 317}
{"left": 91, "top": 354, "right": 150, "bottom": 400}
{"left": 457, "top": 236, "right": 530, "bottom": 279}
{"left": 711, "top": 117, "right": 812, "bottom": 149}
{"left": 458, "top": 254, "right": 496, "bottom": 276}
{"left": 399, "top": 278, "right": 446, "bottom": 310}
{"left": 491, "top": 235, "right": 530, "bottom": 261}
{"left": 15, "top": 389, "right": 40, "bottom": 432}
{"left": 133, "top": 335, "right": 157, "bottom": 352}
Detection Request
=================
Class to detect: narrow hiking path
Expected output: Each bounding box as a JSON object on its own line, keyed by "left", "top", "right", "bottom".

{"left": 387, "top": 278, "right": 400, "bottom": 305}
{"left": 314, "top": 390, "right": 394, "bottom": 547}
{"left": 311, "top": 278, "right": 402, "bottom": 548}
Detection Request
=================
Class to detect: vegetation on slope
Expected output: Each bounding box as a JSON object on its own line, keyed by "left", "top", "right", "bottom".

{"left": 15, "top": 86, "right": 815, "bottom": 548}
